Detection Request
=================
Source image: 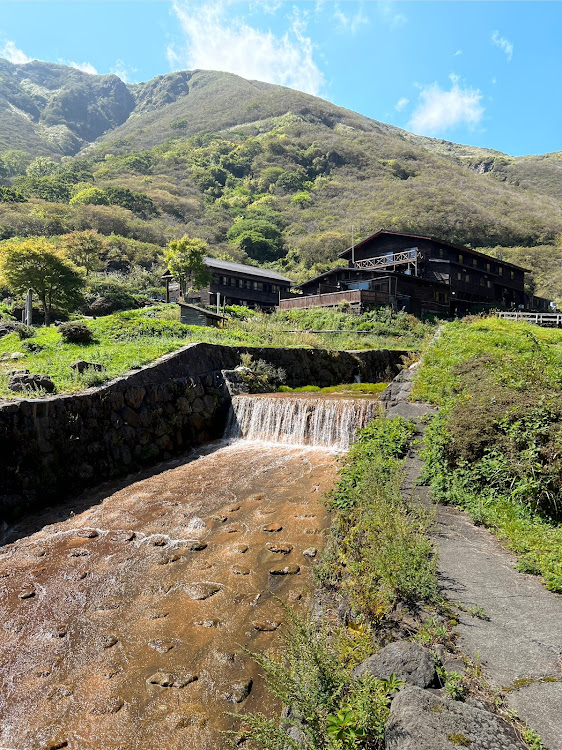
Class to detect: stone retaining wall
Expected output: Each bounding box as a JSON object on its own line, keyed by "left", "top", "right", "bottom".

{"left": 0, "top": 343, "right": 408, "bottom": 515}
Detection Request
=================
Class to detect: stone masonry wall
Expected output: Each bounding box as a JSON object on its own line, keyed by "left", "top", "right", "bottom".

{"left": 0, "top": 343, "right": 408, "bottom": 515}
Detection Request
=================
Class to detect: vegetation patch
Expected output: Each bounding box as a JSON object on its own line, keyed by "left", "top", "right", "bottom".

{"left": 278, "top": 382, "right": 388, "bottom": 395}
{"left": 415, "top": 317, "right": 562, "bottom": 592}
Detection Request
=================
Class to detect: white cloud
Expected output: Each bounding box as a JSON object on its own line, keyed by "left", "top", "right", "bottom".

{"left": 68, "top": 61, "right": 98, "bottom": 75}
{"left": 491, "top": 30, "right": 513, "bottom": 61}
{"left": 333, "top": 4, "right": 369, "bottom": 34}
{"left": 167, "top": 1, "right": 324, "bottom": 96}
{"left": 454, "top": 49, "right": 462, "bottom": 56}
{"left": 378, "top": 1, "right": 407, "bottom": 28}
{"left": 395, "top": 97, "right": 409, "bottom": 112}
{"left": 409, "top": 74, "right": 484, "bottom": 135}
{"left": 1, "top": 40, "right": 31, "bottom": 65}
{"left": 110, "top": 59, "right": 137, "bottom": 83}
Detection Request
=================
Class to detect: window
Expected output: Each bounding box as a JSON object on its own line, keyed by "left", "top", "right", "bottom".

{"left": 252, "top": 281, "right": 258, "bottom": 290}
{"left": 480, "top": 278, "right": 486, "bottom": 287}
{"left": 439, "top": 248, "right": 444, "bottom": 258}
{"left": 457, "top": 272, "right": 462, "bottom": 280}
{"left": 510, "top": 271, "right": 515, "bottom": 280}
{"left": 458, "top": 253, "right": 464, "bottom": 264}
{"left": 498, "top": 267, "right": 503, "bottom": 276}
{"left": 473, "top": 258, "right": 478, "bottom": 268}
{"left": 487, "top": 280, "right": 492, "bottom": 288}
{"left": 465, "top": 274, "right": 470, "bottom": 282}
{"left": 486, "top": 263, "right": 491, "bottom": 272}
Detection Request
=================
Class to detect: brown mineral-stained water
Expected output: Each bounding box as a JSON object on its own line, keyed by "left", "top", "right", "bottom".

{"left": 0, "top": 395, "right": 379, "bottom": 750}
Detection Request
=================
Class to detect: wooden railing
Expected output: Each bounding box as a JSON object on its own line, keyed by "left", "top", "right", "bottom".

{"left": 497, "top": 311, "right": 562, "bottom": 327}
{"left": 353, "top": 248, "right": 419, "bottom": 272}
{"left": 279, "top": 289, "right": 391, "bottom": 310}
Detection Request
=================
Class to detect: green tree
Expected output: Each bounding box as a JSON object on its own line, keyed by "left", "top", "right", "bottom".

{"left": 164, "top": 235, "right": 211, "bottom": 298}
{"left": 1, "top": 149, "right": 32, "bottom": 177}
{"left": 227, "top": 218, "right": 283, "bottom": 262}
{"left": 62, "top": 230, "right": 104, "bottom": 276}
{"left": 26, "top": 157, "right": 61, "bottom": 178}
{"left": 69, "top": 187, "right": 110, "bottom": 206}
{"left": 0, "top": 238, "right": 84, "bottom": 325}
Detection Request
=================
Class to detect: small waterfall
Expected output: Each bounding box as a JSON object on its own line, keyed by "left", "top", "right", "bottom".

{"left": 225, "top": 395, "right": 380, "bottom": 451}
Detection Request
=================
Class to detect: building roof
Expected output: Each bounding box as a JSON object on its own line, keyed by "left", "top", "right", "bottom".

{"left": 337, "top": 229, "right": 531, "bottom": 272}
{"left": 178, "top": 302, "right": 226, "bottom": 320}
{"left": 162, "top": 257, "right": 292, "bottom": 284}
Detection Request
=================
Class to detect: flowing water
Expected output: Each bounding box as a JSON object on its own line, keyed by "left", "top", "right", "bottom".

{"left": 0, "top": 393, "right": 380, "bottom": 750}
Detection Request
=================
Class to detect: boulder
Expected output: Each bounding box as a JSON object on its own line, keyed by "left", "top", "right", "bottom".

{"left": 8, "top": 372, "right": 56, "bottom": 393}
{"left": 385, "top": 685, "right": 526, "bottom": 749}
{"left": 352, "top": 641, "right": 437, "bottom": 688}
{"left": 70, "top": 360, "right": 104, "bottom": 373}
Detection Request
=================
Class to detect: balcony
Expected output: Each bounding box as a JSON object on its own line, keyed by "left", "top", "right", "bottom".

{"left": 279, "top": 289, "right": 391, "bottom": 311}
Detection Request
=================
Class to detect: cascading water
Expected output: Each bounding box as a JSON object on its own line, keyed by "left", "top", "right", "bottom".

{"left": 225, "top": 394, "right": 380, "bottom": 450}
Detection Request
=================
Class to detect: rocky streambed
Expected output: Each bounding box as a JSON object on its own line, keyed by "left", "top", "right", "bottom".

{"left": 0, "top": 441, "right": 338, "bottom": 750}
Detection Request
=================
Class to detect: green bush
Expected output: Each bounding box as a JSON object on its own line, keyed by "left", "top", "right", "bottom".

{"left": 58, "top": 321, "right": 94, "bottom": 343}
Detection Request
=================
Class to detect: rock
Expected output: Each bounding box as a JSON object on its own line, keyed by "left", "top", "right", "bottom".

{"left": 232, "top": 543, "right": 249, "bottom": 553}
{"left": 253, "top": 619, "right": 281, "bottom": 632}
{"left": 42, "top": 739, "right": 68, "bottom": 750}
{"left": 270, "top": 564, "right": 300, "bottom": 576}
{"left": 121, "top": 406, "right": 140, "bottom": 427}
{"left": 303, "top": 547, "right": 317, "bottom": 558}
{"left": 89, "top": 696, "right": 124, "bottom": 715}
{"left": 151, "top": 536, "right": 168, "bottom": 546}
{"left": 18, "top": 586, "right": 36, "bottom": 600}
{"left": 224, "top": 677, "right": 253, "bottom": 703}
{"left": 352, "top": 641, "right": 437, "bottom": 688}
{"left": 231, "top": 565, "right": 250, "bottom": 575}
{"left": 147, "top": 672, "right": 197, "bottom": 688}
{"left": 100, "top": 634, "right": 119, "bottom": 649}
{"left": 70, "top": 360, "right": 104, "bottom": 373}
{"left": 8, "top": 372, "right": 56, "bottom": 393}
{"left": 263, "top": 523, "right": 283, "bottom": 532}
{"left": 186, "top": 540, "right": 207, "bottom": 551}
{"left": 194, "top": 619, "right": 221, "bottom": 628}
{"left": 385, "top": 685, "right": 526, "bottom": 749}
{"left": 228, "top": 505, "right": 241, "bottom": 512}
{"left": 267, "top": 543, "right": 293, "bottom": 554}
{"left": 185, "top": 582, "right": 221, "bottom": 600}
{"left": 111, "top": 530, "right": 135, "bottom": 542}
{"left": 225, "top": 524, "right": 243, "bottom": 533}
{"left": 75, "top": 528, "right": 98, "bottom": 539}
{"left": 281, "top": 706, "right": 306, "bottom": 746}
{"left": 212, "top": 515, "right": 228, "bottom": 522}
{"left": 148, "top": 639, "right": 174, "bottom": 653}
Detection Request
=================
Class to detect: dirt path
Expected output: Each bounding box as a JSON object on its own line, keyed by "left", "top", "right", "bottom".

{"left": 384, "top": 369, "right": 562, "bottom": 749}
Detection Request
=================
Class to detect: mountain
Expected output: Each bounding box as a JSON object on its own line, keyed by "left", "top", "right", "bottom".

{"left": 1, "top": 60, "right": 561, "bottom": 297}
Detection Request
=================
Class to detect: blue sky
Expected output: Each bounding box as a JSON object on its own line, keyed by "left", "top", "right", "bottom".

{"left": 1, "top": 1, "right": 560, "bottom": 156}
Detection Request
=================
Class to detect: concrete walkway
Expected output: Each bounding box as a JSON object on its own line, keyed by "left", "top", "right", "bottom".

{"left": 383, "top": 368, "right": 562, "bottom": 749}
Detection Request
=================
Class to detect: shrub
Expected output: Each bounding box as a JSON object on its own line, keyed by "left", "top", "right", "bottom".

{"left": 15, "top": 324, "right": 35, "bottom": 340}
{"left": 58, "top": 321, "right": 94, "bottom": 343}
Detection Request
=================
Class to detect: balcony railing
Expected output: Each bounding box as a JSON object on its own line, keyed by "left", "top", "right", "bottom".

{"left": 279, "top": 289, "right": 391, "bottom": 310}
{"left": 352, "top": 248, "right": 419, "bottom": 272}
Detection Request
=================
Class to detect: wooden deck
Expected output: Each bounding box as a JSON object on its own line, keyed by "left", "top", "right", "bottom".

{"left": 497, "top": 311, "right": 562, "bottom": 327}
{"left": 279, "top": 289, "right": 390, "bottom": 311}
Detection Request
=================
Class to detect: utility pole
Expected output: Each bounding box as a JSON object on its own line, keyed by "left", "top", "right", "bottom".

{"left": 25, "top": 289, "right": 32, "bottom": 326}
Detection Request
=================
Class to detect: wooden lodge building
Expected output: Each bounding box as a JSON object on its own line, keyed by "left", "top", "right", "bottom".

{"left": 163, "top": 256, "right": 292, "bottom": 313}
{"left": 280, "top": 230, "right": 550, "bottom": 317}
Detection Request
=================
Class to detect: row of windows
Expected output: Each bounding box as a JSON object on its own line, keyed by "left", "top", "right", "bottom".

{"left": 439, "top": 248, "right": 516, "bottom": 279}
{"left": 455, "top": 271, "right": 493, "bottom": 287}
{"left": 433, "top": 292, "right": 448, "bottom": 303}
{"left": 215, "top": 275, "right": 283, "bottom": 293}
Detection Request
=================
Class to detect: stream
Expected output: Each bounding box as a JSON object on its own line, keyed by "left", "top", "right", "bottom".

{"left": 0, "top": 394, "right": 380, "bottom": 750}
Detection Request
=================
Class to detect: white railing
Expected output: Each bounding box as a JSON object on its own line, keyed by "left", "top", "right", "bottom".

{"left": 497, "top": 311, "right": 562, "bottom": 326}
{"left": 352, "top": 247, "right": 419, "bottom": 271}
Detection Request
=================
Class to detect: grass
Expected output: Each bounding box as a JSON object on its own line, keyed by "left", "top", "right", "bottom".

{"left": 0, "top": 305, "right": 427, "bottom": 399}
{"left": 415, "top": 316, "right": 562, "bottom": 592}
{"left": 278, "top": 382, "right": 388, "bottom": 395}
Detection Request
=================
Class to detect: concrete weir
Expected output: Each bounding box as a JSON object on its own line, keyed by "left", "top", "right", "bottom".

{"left": 0, "top": 342, "right": 407, "bottom": 514}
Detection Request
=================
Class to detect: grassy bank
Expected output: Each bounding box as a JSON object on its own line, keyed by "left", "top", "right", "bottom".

{"left": 414, "top": 317, "right": 562, "bottom": 592}
{"left": 0, "top": 305, "right": 430, "bottom": 399}
{"left": 235, "top": 413, "right": 439, "bottom": 750}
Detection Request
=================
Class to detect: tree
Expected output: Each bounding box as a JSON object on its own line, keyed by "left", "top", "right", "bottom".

{"left": 69, "top": 187, "right": 110, "bottom": 206}
{"left": 0, "top": 238, "right": 84, "bottom": 325}
{"left": 164, "top": 235, "right": 211, "bottom": 298}
{"left": 61, "top": 230, "right": 104, "bottom": 276}
{"left": 26, "top": 157, "right": 61, "bottom": 178}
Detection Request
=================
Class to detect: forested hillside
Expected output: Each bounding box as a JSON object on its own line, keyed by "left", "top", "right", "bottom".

{"left": 1, "top": 61, "right": 561, "bottom": 300}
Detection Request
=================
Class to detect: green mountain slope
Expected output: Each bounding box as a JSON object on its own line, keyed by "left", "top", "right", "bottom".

{"left": 0, "top": 61, "right": 561, "bottom": 299}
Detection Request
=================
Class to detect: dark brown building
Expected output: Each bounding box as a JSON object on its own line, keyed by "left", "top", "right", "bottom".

{"left": 281, "top": 230, "right": 549, "bottom": 316}
{"left": 164, "top": 257, "right": 292, "bottom": 312}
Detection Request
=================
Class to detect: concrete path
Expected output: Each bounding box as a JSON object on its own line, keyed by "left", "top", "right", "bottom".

{"left": 383, "top": 367, "right": 562, "bottom": 749}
